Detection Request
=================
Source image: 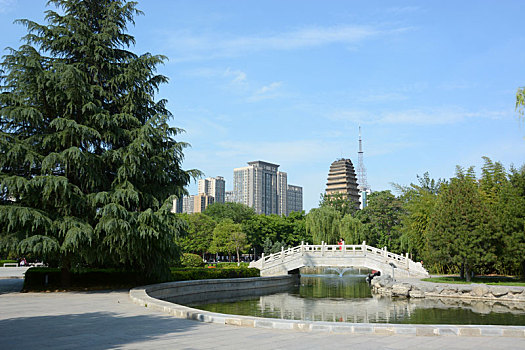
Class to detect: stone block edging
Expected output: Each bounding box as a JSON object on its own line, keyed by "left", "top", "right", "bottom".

{"left": 371, "top": 276, "right": 525, "bottom": 303}
{"left": 129, "top": 278, "right": 525, "bottom": 338}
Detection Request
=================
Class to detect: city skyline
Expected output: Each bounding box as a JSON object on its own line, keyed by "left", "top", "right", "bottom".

{"left": 2, "top": 1, "right": 524, "bottom": 212}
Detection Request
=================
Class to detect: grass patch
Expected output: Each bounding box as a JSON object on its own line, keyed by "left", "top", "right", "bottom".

{"left": 421, "top": 275, "right": 525, "bottom": 286}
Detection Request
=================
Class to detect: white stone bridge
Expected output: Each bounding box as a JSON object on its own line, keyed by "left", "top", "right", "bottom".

{"left": 249, "top": 242, "right": 429, "bottom": 278}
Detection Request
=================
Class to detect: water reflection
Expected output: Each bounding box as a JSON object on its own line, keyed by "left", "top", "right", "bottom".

{"left": 188, "top": 268, "right": 525, "bottom": 325}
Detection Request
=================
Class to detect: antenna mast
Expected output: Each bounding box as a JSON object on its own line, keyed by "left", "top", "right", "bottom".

{"left": 357, "top": 126, "right": 369, "bottom": 191}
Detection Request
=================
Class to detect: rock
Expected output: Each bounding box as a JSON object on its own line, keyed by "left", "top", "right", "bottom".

{"left": 489, "top": 286, "right": 508, "bottom": 297}
{"left": 409, "top": 289, "right": 425, "bottom": 298}
{"left": 471, "top": 284, "right": 489, "bottom": 297}
{"left": 457, "top": 285, "right": 471, "bottom": 294}
{"left": 391, "top": 283, "right": 412, "bottom": 297}
{"left": 509, "top": 287, "right": 524, "bottom": 294}
{"left": 440, "top": 287, "right": 458, "bottom": 296}
{"left": 512, "top": 291, "right": 525, "bottom": 301}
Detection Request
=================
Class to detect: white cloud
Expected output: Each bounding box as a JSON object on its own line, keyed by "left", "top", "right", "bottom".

{"left": 328, "top": 107, "right": 510, "bottom": 126}
{"left": 225, "top": 68, "right": 247, "bottom": 85}
{"left": 165, "top": 24, "right": 407, "bottom": 61}
{"left": 0, "top": 0, "right": 16, "bottom": 13}
{"left": 248, "top": 81, "right": 283, "bottom": 102}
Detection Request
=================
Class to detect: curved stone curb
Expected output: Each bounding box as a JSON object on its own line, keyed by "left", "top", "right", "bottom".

{"left": 129, "top": 280, "right": 525, "bottom": 338}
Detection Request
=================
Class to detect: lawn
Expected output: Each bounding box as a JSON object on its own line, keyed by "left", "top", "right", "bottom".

{"left": 422, "top": 275, "right": 525, "bottom": 287}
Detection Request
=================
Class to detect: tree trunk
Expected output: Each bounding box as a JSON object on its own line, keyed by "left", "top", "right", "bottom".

{"left": 236, "top": 247, "right": 240, "bottom": 264}
{"left": 60, "top": 255, "right": 72, "bottom": 288}
{"left": 465, "top": 265, "right": 471, "bottom": 282}
{"left": 460, "top": 263, "right": 465, "bottom": 280}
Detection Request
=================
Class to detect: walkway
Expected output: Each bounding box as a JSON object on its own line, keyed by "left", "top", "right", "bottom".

{"left": 0, "top": 280, "right": 524, "bottom": 349}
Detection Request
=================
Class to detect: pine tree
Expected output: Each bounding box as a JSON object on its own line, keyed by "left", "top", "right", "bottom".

{"left": 0, "top": 0, "right": 193, "bottom": 283}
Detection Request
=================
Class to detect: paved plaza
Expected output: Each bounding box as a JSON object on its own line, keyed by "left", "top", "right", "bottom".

{"left": 0, "top": 269, "right": 524, "bottom": 349}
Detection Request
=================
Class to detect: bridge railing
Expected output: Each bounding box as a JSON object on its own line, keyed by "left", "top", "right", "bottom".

{"left": 256, "top": 241, "right": 411, "bottom": 269}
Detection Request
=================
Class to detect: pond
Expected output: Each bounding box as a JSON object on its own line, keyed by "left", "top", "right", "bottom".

{"left": 188, "top": 268, "right": 525, "bottom": 325}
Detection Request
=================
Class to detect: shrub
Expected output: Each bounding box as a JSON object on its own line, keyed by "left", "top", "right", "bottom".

{"left": 0, "top": 259, "right": 17, "bottom": 266}
{"left": 216, "top": 262, "right": 250, "bottom": 269}
{"left": 181, "top": 253, "right": 205, "bottom": 268}
{"left": 170, "top": 267, "right": 259, "bottom": 281}
{"left": 23, "top": 267, "right": 152, "bottom": 291}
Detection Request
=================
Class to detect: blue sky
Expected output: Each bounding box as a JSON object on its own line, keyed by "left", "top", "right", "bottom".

{"left": 1, "top": 0, "right": 525, "bottom": 211}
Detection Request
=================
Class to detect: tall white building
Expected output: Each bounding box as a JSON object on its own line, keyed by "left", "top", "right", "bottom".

{"left": 233, "top": 161, "right": 301, "bottom": 216}
{"left": 198, "top": 176, "right": 225, "bottom": 203}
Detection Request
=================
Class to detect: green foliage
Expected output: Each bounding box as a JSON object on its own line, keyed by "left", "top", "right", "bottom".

{"left": 242, "top": 211, "right": 309, "bottom": 255}
{"left": 214, "top": 262, "right": 250, "bottom": 268}
{"left": 180, "top": 253, "right": 205, "bottom": 268}
{"left": 319, "top": 192, "right": 358, "bottom": 216}
{"left": 496, "top": 165, "right": 525, "bottom": 276}
{"left": 169, "top": 267, "right": 259, "bottom": 281}
{"left": 339, "top": 214, "right": 365, "bottom": 245}
{"left": 396, "top": 173, "right": 444, "bottom": 262}
{"left": 0, "top": 0, "right": 193, "bottom": 282}
{"left": 0, "top": 259, "right": 17, "bottom": 265}
{"left": 208, "top": 219, "right": 247, "bottom": 261}
{"left": 204, "top": 202, "right": 255, "bottom": 224}
{"left": 355, "top": 190, "right": 403, "bottom": 251}
{"left": 516, "top": 86, "right": 525, "bottom": 119}
{"left": 306, "top": 206, "right": 341, "bottom": 244}
{"left": 427, "top": 167, "right": 499, "bottom": 281}
{"left": 177, "top": 213, "right": 216, "bottom": 255}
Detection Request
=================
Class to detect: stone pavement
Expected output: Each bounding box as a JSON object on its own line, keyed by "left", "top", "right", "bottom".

{"left": 0, "top": 279, "right": 524, "bottom": 349}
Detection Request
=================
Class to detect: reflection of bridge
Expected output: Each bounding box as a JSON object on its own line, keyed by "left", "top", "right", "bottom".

{"left": 258, "top": 293, "right": 416, "bottom": 323}
{"left": 249, "top": 242, "right": 429, "bottom": 278}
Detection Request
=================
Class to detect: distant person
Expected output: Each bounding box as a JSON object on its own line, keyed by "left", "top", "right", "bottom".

{"left": 338, "top": 239, "right": 343, "bottom": 250}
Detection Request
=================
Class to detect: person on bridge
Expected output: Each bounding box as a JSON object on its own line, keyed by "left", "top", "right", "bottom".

{"left": 338, "top": 239, "right": 343, "bottom": 250}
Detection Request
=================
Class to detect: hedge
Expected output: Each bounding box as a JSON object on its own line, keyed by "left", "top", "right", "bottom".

{"left": 170, "top": 267, "right": 259, "bottom": 281}
{"left": 0, "top": 259, "right": 17, "bottom": 266}
{"left": 23, "top": 268, "right": 151, "bottom": 291}
{"left": 215, "top": 262, "right": 250, "bottom": 269}
{"left": 23, "top": 267, "right": 260, "bottom": 291}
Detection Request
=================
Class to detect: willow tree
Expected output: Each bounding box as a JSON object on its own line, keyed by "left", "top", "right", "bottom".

{"left": 306, "top": 206, "right": 341, "bottom": 244}
{"left": 0, "top": 0, "right": 193, "bottom": 283}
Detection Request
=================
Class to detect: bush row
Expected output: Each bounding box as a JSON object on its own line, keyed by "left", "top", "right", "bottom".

{"left": 23, "top": 268, "right": 152, "bottom": 291}
{"left": 170, "top": 267, "right": 259, "bottom": 281}
{"left": 214, "top": 262, "right": 250, "bottom": 269}
{"left": 23, "top": 266, "right": 260, "bottom": 291}
{"left": 0, "top": 259, "right": 17, "bottom": 266}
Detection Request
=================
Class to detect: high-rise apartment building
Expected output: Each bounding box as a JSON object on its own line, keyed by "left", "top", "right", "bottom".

{"left": 198, "top": 176, "right": 225, "bottom": 203}
{"left": 287, "top": 185, "right": 303, "bottom": 215}
{"left": 225, "top": 191, "right": 235, "bottom": 203}
{"left": 233, "top": 161, "right": 296, "bottom": 216}
{"left": 193, "top": 194, "right": 214, "bottom": 213}
{"left": 277, "top": 171, "right": 287, "bottom": 216}
{"left": 171, "top": 197, "right": 183, "bottom": 213}
{"left": 171, "top": 194, "right": 214, "bottom": 214}
{"left": 182, "top": 196, "right": 194, "bottom": 214}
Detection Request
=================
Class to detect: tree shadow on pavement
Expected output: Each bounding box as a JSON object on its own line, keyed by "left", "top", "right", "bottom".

{"left": 0, "top": 311, "right": 199, "bottom": 349}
